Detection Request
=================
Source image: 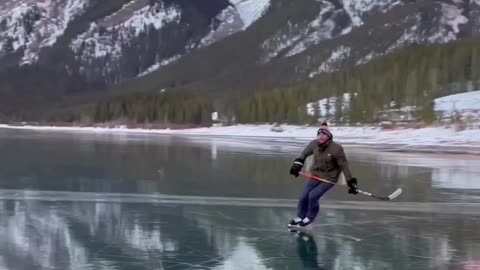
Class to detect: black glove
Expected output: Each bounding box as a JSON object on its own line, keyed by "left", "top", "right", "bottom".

{"left": 289, "top": 158, "right": 304, "bottom": 177}
{"left": 347, "top": 178, "right": 359, "bottom": 194}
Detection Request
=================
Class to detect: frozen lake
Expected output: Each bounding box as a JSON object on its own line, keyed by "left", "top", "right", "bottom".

{"left": 0, "top": 129, "right": 479, "bottom": 269}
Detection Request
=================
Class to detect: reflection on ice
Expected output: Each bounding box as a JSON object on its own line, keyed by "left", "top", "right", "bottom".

{"left": 347, "top": 150, "right": 480, "bottom": 191}
{"left": 185, "top": 136, "right": 302, "bottom": 156}
{"left": 1, "top": 129, "right": 480, "bottom": 203}
{"left": 432, "top": 169, "right": 480, "bottom": 190}
{"left": 191, "top": 136, "right": 480, "bottom": 193}
{"left": 212, "top": 141, "right": 218, "bottom": 161}
{"left": 213, "top": 238, "right": 270, "bottom": 270}
{"left": 0, "top": 197, "right": 478, "bottom": 270}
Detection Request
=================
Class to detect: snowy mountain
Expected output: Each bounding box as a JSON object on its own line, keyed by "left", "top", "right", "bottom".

{"left": 261, "top": 0, "right": 401, "bottom": 63}
{"left": 0, "top": 0, "right": 480, "bottom": 120}
{"left": 0, "top": 0, "right": 88, "bottom": 64}
{"left": 65, "top": 0, "right": 271, "bottom": 79}
{"left": 261, "top": 0, "right": 474, "bottom": 79}
{"left": 0, "top": 0, "right": 270, "bottom": 75}
{"left": 0, "top": 0, "right": 476, "bottom": 77}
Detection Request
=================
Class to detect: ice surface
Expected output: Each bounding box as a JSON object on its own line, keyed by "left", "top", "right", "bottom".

{"left": 0, "top": 195, "right": 478, "bottom": 270}
{"left": 0, "top": 129, "right": 479, "bottom": 269}
{"left": 0, "top": 189, "right": 478, "bottom": 214}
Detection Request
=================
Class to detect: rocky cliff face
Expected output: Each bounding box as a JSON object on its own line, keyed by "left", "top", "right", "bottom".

{"left": 0, "top": 0, "right": 270, "bottom": 79}
{"left": 0, "top": 0, "right": 479, "bottom": 119}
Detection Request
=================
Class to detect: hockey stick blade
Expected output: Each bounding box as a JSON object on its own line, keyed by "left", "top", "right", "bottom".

{"left": 387, "top": 188, "right": 403, "bottom": 200}
{"left": 371, "top": 188, "right": 403, "bottom": 201}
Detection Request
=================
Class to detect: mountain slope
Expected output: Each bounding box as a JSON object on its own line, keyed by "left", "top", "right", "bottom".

{"left": 0, "top": 0, "right": 479, "bottom": 121}
{"left": 107, "top": 0, "right": 477, "bottom": 95}
{"left": 0, "top": 0, "right": 271, "bottom": 74}
{"left": 0, "top": 0, "right": 88, "bottom": 64}
{"left": 81, "top": 37, "right": 480, "bottom": 126}
{"left": 0, "top": 0, "right": 272, "bottom": 119}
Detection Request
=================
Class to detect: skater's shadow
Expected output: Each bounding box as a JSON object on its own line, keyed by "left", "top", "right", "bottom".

{"left": 294, "top": 231, "right": 328, "bottom": 270}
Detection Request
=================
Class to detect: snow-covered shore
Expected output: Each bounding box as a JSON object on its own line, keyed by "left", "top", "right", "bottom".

{"left": 1, "top": 123, "right": 480, "bottom": 154}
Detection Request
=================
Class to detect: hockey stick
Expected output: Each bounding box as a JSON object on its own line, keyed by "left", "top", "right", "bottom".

{"left": 298, "top": 172, "right": 402, "bottom": 201}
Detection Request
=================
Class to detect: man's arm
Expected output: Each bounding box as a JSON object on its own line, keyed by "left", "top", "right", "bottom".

{"left": 296, "top": 140, "right": 316, "bottom": 163}
{"left": 335, "top": 145, "right": 353, "bottom": 180}
{"left": 335, "top": 145, "right": 359, "bottom": 194}
{"left": 290, "top": 140, "right": 316, "bottom": 177}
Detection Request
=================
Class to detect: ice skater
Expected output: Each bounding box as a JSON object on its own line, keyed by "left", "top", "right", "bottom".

{"left": 288, "top": 123, "right": 359, "bottom": 228}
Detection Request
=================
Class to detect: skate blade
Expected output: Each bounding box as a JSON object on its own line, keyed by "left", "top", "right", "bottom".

{"left": 297, "top": 224, "right": 313, "bottom": 231}
{"left": 288, "top": 224, "right": 313, "bottom": 232}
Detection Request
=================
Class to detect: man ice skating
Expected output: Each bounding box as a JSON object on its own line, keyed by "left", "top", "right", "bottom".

{"left": 288, "top": 123, "right": 359, "bottom": 228}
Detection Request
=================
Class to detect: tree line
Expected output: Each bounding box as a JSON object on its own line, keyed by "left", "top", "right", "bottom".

{"left": 38, "top": 37, "right": 480, "bottom": 126}
{"left": 79, "top": 92, "right": 214, "bottom": 125}
{"left": 231, "top": 37, "right": 480, "bottom": 124}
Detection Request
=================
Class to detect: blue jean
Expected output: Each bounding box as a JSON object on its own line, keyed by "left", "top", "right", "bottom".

{"left": 297, "top": 180, "right": 334, "bottom": 221}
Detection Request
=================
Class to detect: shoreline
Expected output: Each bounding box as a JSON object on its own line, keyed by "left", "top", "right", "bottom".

{"left": 1, "top": 123, "right": 480, "bottom": 156}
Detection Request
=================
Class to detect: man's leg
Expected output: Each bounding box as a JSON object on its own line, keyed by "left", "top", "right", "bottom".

{"left": 296, "top": 180, "right": 319, "bottom": 219}
{"left": 306, "top": 182, "right": 334, "bottom": 222}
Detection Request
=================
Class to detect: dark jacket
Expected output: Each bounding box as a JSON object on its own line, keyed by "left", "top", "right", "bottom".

{"left": 297, "top": 140, "right": 352, "bottom": 183}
